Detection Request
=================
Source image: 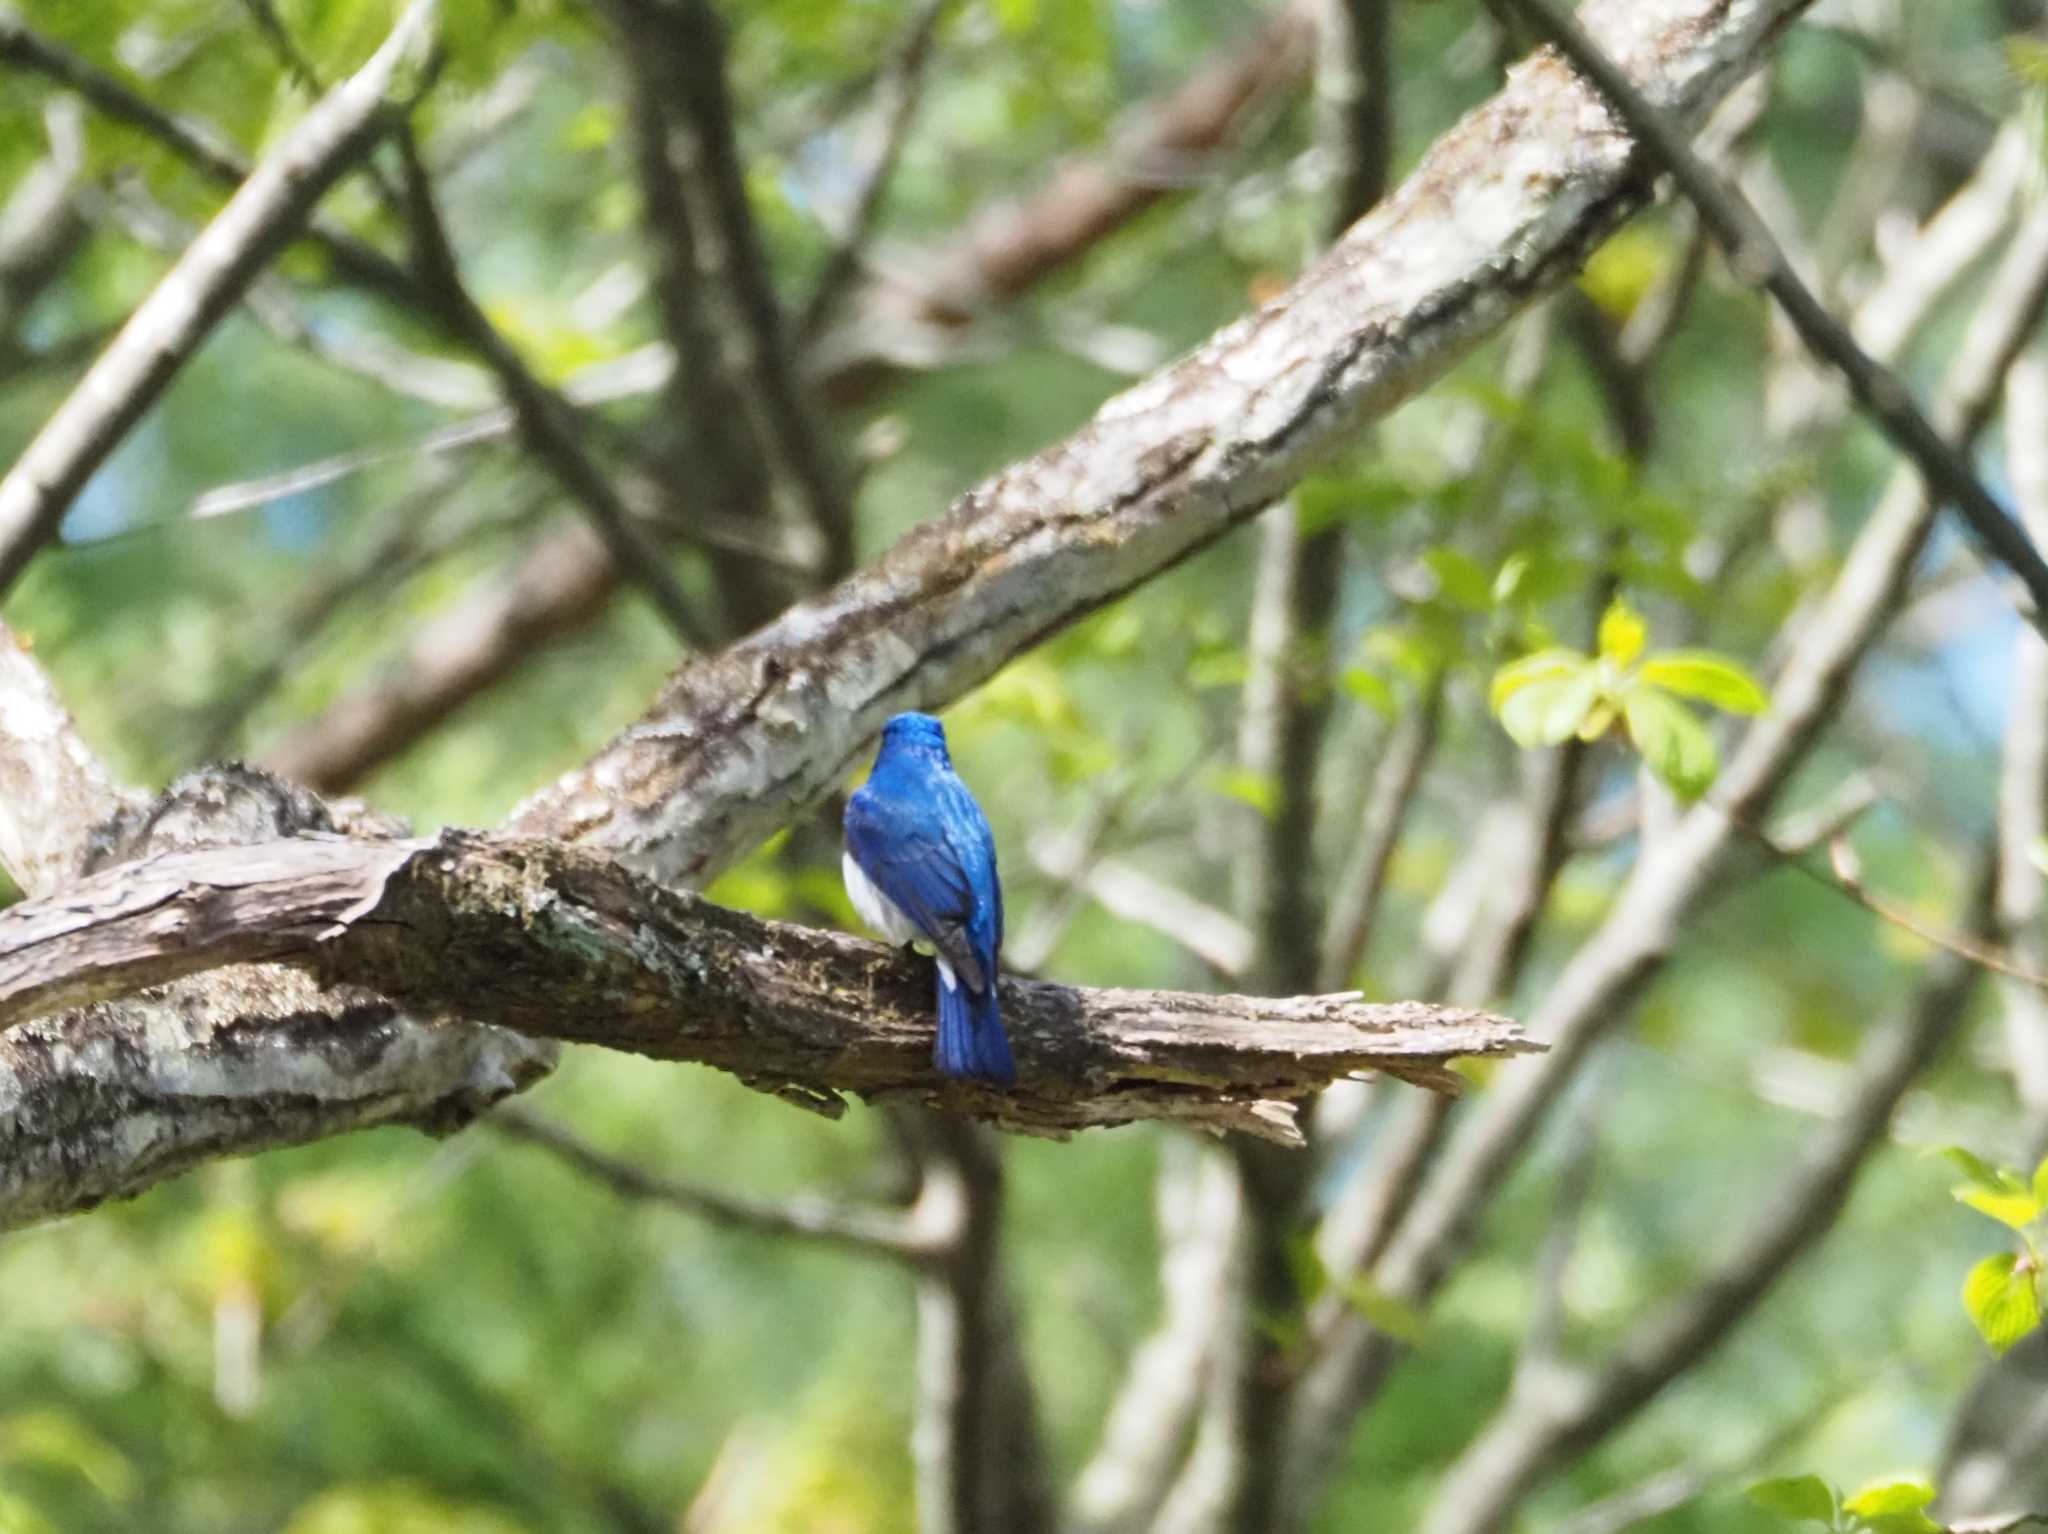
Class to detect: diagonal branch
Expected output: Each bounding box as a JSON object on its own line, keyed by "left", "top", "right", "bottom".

{"left": 392, "top": 132, "right": 707, "bottom": 646}
{"left": 795, "top": 0, "right": 952, "bottom": 344}
{"left": 0, "top": 9, "right": 419, "bottom": 306}
{"left": 1282, "top": 194, "right": 2048, "bottom": 1518}
{"left": 489, "top": 1106, "right": 937, "bottom": 1259}
{"left": 1504, "top": 0, "right": 2048, "bottom": 632}
{"left": 257, "top": 9, "right": 1323, "bottom": 792}
{"left": 510, "top": 0, "right": 1821, "bottom": 889}
{"left": 0, "top": 1, "right": 439, "bottom": 594}
{"left": 1414, "top": 862, "right": 1993, "bottom": 1534}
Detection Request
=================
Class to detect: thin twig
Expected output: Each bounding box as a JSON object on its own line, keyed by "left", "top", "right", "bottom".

{"left": 489, "top": 1106, "right": 937, "bottom": 1260}
{"left": 393, "top": 131, "right": 708, "bottom": 646}
{"left": 0, "top": 9, "right": 420, "bottom": 305}
{"left": 796, "top": 0, "right": 951, "bottom": 344}
{"left": 1505, "top": 0, "right": 2048, "bottom": 632}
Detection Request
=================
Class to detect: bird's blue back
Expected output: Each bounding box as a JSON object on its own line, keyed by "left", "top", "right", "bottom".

{"left": 844, "top": 713, "right": 1011, "bottom": 1083}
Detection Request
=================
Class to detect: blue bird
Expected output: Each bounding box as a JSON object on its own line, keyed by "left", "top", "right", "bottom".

{"left": 843, "top": 712, "right": 1015, "bottom": 1086}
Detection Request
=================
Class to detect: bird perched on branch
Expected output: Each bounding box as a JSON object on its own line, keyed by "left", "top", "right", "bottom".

{"left": 843, "top": 712, "right": 1015, "bottom": 1086}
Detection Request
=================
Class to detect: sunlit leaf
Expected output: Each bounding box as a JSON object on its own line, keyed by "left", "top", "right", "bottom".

{"left": 1944, "top": 1149, "right": 2042, "bottom": 1229}
{"left": 1332, "top": 1272, "right": 1428, "bottom": 1344}
{"left": 2036, "top": 1152, "right": 2048, "bottom": 1211}
{"left": 1209, "top": 767, "right": 1279, "bottom": 819}
{"left": 1623, "top": 684, "right": 1718, "bottom": 799}
{"left": 0, "top": 1412, "right": 136, "bottom": 1504}
{"left": 1956, "top": 1186, "right": 2044, "bottom": 1230}
{"left": 1598, "top": 598, "right": 1647, "bottom": 667}
{"left": 1489, "top": 648, "right": 1592, "bottom": 712}
{"left": 1495, "top": 657, "right": 1601, "bottom": 749}
{"left": 1962, "top": 1252, "right": 2043, "bottom": 1354}
{"left": 1340, "top": 666, "right": 1398, "bottom": 719}
{"left": 1638, "top": 650, "right": 1771, "bottom": 714}
{"left": 1747, "top": 1475, "right": 1837, "bottom": 1525}
{"left": 1841, "top": 1480, "right": 1936, "bottom": 1519}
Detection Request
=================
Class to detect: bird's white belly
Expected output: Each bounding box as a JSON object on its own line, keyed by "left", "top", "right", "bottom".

{"left": 843, "top": 852, "right": 957, "bottom": 989}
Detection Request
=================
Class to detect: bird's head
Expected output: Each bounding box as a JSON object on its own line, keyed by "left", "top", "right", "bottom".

{"left": 878, "top": 711, "right": 951, "bottom": 762}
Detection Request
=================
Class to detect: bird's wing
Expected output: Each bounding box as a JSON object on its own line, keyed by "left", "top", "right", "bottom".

{"left": 845, "top": 787, "right": 989, "bottom": 992}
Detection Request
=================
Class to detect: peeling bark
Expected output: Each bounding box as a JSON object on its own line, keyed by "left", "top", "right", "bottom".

{"left": 0, "top": 832, "right": 1531, "bottom": 1170}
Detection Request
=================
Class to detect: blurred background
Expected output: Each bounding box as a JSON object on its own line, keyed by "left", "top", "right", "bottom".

{"left": 2, "top": 0, "right": 2047, "bottom": 1530}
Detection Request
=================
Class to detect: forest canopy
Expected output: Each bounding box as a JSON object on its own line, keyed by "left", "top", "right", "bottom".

{"left": 0, "top": 1, "right": 2046, "bottom": 1532}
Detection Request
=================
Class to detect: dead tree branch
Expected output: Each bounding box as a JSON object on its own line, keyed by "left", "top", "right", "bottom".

{"left": 0, "top": 831, "right": 1530, "bottom": 1151}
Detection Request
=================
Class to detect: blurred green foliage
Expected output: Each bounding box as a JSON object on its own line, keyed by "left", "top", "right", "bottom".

{"left": 1, "top": 0, "right": 2044, "bottom": 1531}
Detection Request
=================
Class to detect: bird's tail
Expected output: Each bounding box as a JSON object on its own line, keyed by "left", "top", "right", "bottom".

{"left": 935, "top": 973, "right": 1015, "bottom": 1086}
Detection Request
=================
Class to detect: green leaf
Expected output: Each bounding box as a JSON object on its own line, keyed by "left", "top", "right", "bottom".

{"left": 1598, "top": 598, "right": 1648, "bottom": 667}
{"left": 1942, "top": 1146, "right": 2007, "bottom": 1190}
{"left": 1637, "top": 650, "right": 1771, "bottom": 714}
{"left": 1623, "top": 685, "right": 1718, "bottom": 799}
{"left": 1841, "top": 1481, "right": 1935, "bottom": 1519}
{"left": 1340, "top": 667, "right": 1398, "bottom": 719}
{"left": 1330, "top": 1273, "right": 1429, "bottom": 1345}
{"left": 1747, "top": 1475, "right": 1837, "bottom": 1525}
{"left": 1577, "top": 697, "right": 1618, "bottom": 742}
{"left": 2035, "top": 1152, "right": 2048, "bottom": 1211}
{"left": 1962, "top": 1252, "right": 2043, "bottom": 1354}
{"left": 1423, "top": 547, "right": 1493, "bottom": 612}
{"left": 1490, "top": 649, "right": 1588, "bottom": 711}
{"left": 1497, "top": 661, "right": 1602, "bottom": 749}
{"left": 1943, "top": 1149, "right": 2043, "bottom": 1229}
{"left": 1956, "top": 1186, "right": 2044, "bottom": 1230}
{"left": 1209, "top": 767, "right": 1279, "bottom": 819}
{"left": 1860, "top": 1514, "right": 1943, "bottom": 1534}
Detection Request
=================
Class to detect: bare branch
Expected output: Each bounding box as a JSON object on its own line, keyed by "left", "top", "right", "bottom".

{"left": 392, "top": 132, "right": 708, "bottom": 646}
{"left": 513, "top": 0, "right": 1819, "bottom": 889}
{"left": 602, "top": 0, "right": 855, "bottom": 579}
{"left": 1505, "top": 0, "right": 2048, "bottom": 630}
{"left": 0, "top": 622, "right": 140, "bottom": 898}
{"left": 1317, "top": 681, "right": 1440, "bottom": 991}
{"left": 1283, "top": 202, "right": 2048, "bottom": 1515}
{"left": 1069, "top": 1140, "right": 1242, "bottom": 1533}
{"left": 0, "top": 0, "right": 439, "bottom": 595}
{"left": 795, "top": 0, "right": 951, "bottom": 343}
{"left": 0, "top": 8, "right": 419, "bottom": 305}
{"left": 824, "top": 7, "right": 1315, "bottom": 368}
{"left": 259, "top": 522, "right": 621, "bottom": 791}
{"left": 489, "top": 1106, "right": 936, "bottom": 1259}
{"left": 903, "top": 1112, "right": 1055, "bottom": 1534}
{"left": 1414, "top": 865, "right": 1992, "bottom": 1534}
{"left": 0, "top": 832, "right": 1533, "bottom": 1148}
{"left": 1999, "top": 357, "right": 2048, "bottom": 1111}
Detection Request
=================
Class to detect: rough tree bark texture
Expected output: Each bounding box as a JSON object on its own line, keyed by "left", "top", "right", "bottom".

{"left": 0, "top": 831, "right": 1529, "bottom": 1143}
{"left": 0, "top": 0, "right": 1813, "bottom": 1230}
